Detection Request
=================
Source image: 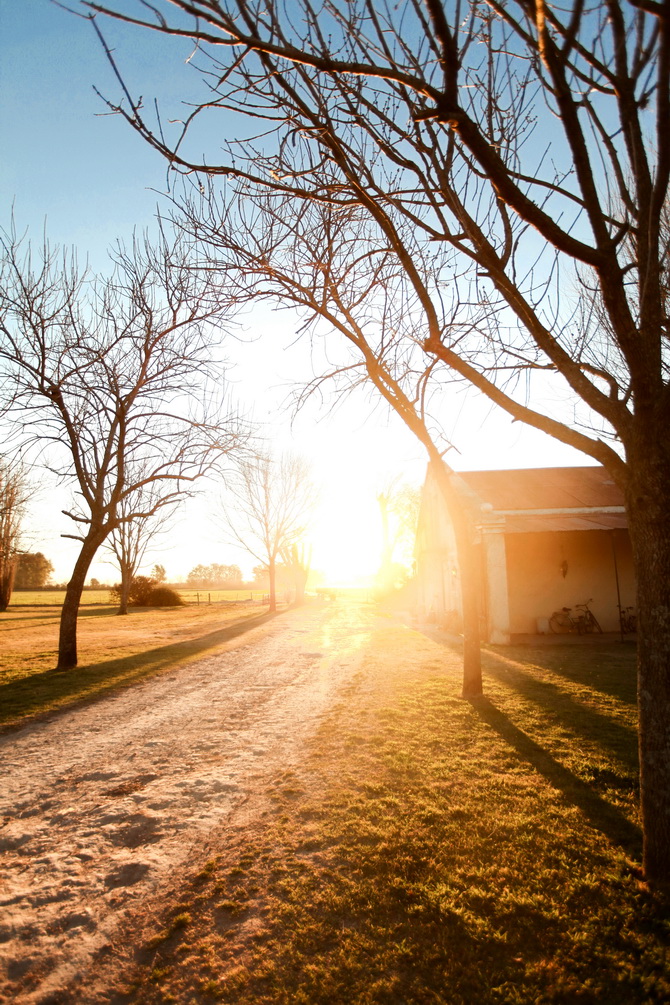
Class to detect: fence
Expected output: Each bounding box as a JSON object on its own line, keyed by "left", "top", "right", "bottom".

{"left": 178, "top": 589, "right": 268, "bottom": 605}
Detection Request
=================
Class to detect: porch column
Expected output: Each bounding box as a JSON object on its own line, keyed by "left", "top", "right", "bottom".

{"left": 481, "top": 513, "right": 511, "bottom": 644}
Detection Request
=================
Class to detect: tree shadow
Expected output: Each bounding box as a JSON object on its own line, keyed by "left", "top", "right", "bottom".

{"left": 481, "top": 650, "right": 638, "bottom": 770}
{"left": 494, "top": 639, "right": 638, "bottom": 707}
{"left": 412, "top": 624, "right": 637, "bottom": 770}
{"left": 414, "top": 621, "right": 636, "bottom": 705}
{"left": 0, "top": 610, "right": 279, "bottom": 732}
{"left": 468, "top": 695, "right": 642, "bottom": 856}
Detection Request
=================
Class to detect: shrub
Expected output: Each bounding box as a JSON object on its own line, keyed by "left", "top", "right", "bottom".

{"left": 109, "top": 575, "right": 153, "bottom": 607}
{"left": 109, "top": 577, "right": 185, "bottom": 608}
{"left": 146, "top": 586, "right": 185, "bottom": 607}
{"left": 129, "top": 575, "right": 156, "bottom": 606}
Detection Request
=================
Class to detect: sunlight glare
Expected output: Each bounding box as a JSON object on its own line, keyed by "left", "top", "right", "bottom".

{"left": 309, "top": 480, "right": 383, "bottom": 587}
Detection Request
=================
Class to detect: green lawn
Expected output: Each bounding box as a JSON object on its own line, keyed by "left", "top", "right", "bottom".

{"left": 113, "top": 624, "right": 668, "bottom": 1004}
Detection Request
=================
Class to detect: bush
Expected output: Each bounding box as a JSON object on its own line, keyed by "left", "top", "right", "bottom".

{"left": 109, "top": 576, "right": 185, "bottom": 608}
{"left": 109, "top": 575, "right": 152, "bottom": 607}
{"left": 146, "top": 586, "right": 185, "bottom": 607}
{"left": 129, "top": 575, "right": 155, "bottom": 606}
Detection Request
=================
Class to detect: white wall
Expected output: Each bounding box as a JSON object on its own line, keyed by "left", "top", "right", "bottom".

{"left": 504, "top": 528, "right": 634, "bottom": 634}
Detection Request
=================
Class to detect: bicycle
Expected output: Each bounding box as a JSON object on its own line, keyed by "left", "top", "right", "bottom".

{"left": 619, "top": 606, "right": 637, "bottom": 634}
{"left": 577, "top": 599, "right": 603, "bottom": 633}
{"left": 549, "top": 598, "right": 603, "bottom": 634}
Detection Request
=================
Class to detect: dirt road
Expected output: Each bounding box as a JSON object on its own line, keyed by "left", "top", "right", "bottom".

{"left": 0, "top": 600, "right": 376, "bottom": 1004}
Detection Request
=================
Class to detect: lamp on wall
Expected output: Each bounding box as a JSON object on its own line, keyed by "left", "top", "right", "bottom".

{"left": 560, "top": 560, "right": 568, "bottom": 578}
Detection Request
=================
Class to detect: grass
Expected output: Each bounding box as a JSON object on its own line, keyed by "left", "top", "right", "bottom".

{"left": 9, "top": 588, "right": 268, "bottom": 607}
{"left": 10, "top": 589, "right": 114, "bottom": 606}
{"left": 115, "top": 624, "right": 669, "bottom": 1004}
{"left": 0, "top": 602, "right": 275, "bottom": 732}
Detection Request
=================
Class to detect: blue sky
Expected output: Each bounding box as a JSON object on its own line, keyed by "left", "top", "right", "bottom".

{"left": 0, "top": 0, "right": 588, "bottom": 584}
{"left": 0, "top": 0, "right": 190, "bottom": 262}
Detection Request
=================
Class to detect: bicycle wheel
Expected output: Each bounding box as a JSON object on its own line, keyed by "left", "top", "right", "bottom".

{"left": 582, "top": 609, "right": 603, "bottom": 634}
{"left": 550, "top": 610, "right": 572, "bottom": 633}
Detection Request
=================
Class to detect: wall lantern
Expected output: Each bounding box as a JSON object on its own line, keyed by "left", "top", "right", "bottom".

{"left": 560, "top": 560, "right": 568, "bottom": 578}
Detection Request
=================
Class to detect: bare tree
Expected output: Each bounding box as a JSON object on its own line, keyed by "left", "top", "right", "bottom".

{"left": 85, "top": 0, "right": 670, "bottom": 883}
{"left": 377, "top": 480, "right": 420, "bottom": 591}
{"left": 377, "top": 481, "right": 398, "bottom": 595}
{"left": 179, "top": 194, "right": 487, "bottom": 693}
{"left": 105, "top": 489, "right": 176, "bottom": 615}
{"left": 280, "top": 541, "right": 312, "bottom": 606}
{"left": 0, "top": 226, "right": 244, "bottom": 668}
{"left": 222, "top": 453, "right": 316, "bottom": 612}
{"left": 151, "top": 563, "right": 167, "bottom": 584}
{"left": 0, "top": 457, "right": 29, "bottom": 611}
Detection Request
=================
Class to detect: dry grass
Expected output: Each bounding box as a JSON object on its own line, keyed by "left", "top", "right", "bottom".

{"left": 10, "top": 589, "right": 113, "bottom": 606}
{"left": 9, "top": 589, "right": 268, "bottom": 607}
{"left": 0, "top": 602, "right": 274, "bottom": 732}
{"left": 107, "top": 620, "right": 669, "bottom": 1005}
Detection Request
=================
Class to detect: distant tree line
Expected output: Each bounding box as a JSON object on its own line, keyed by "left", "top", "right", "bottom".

{"left": 186, "top": 563, "right": 242, "bottom": 589}
{"left": 14, "top": 552, "right": 54, "bottom": 590}
{"left": 0, "top": 458, "right": 28, "bottom": 609}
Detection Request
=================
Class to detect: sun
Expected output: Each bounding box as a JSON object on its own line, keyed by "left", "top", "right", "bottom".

{"left": 309, "top": 484, "right": 384, "bottom": 587}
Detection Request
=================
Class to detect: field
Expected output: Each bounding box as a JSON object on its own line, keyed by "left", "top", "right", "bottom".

{"left": 9, "top": 588, "right": 268, "bottom": 607}
{"left": 0, "top": 601, "right": 274, "bottom": 731}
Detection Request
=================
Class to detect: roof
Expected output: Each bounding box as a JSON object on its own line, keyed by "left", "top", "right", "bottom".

{"left": 458, "top": 466, "right": 624, "bottom": 512}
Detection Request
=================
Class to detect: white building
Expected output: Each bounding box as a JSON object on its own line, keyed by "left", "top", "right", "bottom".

{"left": 415, "top": 465, "right": 634, "bottom": 643}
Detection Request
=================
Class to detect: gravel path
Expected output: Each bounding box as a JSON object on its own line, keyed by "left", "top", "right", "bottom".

{"left": 0, "top": 600, "right": 372, "bottom": 1004}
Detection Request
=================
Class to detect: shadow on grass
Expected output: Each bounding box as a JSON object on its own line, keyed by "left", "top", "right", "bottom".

{"left": 494, "top": 640, "right": 638, "bottom": 707}
{"left": 415, "top": 625, "right": 637, "bottom": 769}
{"left": 481, "top": 650, "right": 638, "bottom": 770}
{"left": 414, "top": 621, "right": 637, "bottom": 705}
{"left": 469, "top": 696, "right": 642, "bottom": 856}
{"left": 0, "top": 610, "right": 279, "bottom": 733}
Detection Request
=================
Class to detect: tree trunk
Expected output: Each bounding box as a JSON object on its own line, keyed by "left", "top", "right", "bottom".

{"left": 0, "top": 560, "right": 16, "bottom": 612}
{"left": 377, "top": 493, "right": 393, "bottom": 591}
{"left": 290, "top": 544, "right": 310, "bottom": 606}
{"left": 57, "top": 531, "right": 106, "bottom": 670}
{"left": 268, "top": 557, "right": 277, "bottom": 613}
{"left": 117, "top": 563, "right": 131, "bottom": 615}
{"left": 625, "top": 451, "right": 670, "bottom": 887}
{"left": 294, "top": 567, "right": 308, "bottom": 606}
{"left": 431, "top": 458, "right": 483, "bottom": 697}
{"left": 457, "top": 528, "right": 483, "bottom": 697}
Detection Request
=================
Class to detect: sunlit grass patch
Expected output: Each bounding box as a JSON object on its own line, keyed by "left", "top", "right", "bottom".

{"left": 9, "top": 589, "right": 113, "bottom": 606}
{"left": 8, "top": 588, "right": 269, "bottom": 607}
{"left": 122, "top": 620, "right": 668, "bottom": 1004}
{"left": 0, "top": 603, "right": 274, "bottom": 731}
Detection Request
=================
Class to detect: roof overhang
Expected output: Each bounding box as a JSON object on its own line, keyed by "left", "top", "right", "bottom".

{"left": 498, "top": 509, "right": 627, "bottom": 534}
